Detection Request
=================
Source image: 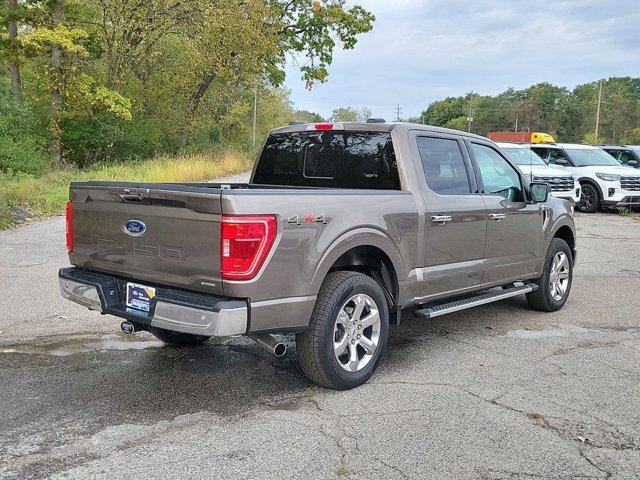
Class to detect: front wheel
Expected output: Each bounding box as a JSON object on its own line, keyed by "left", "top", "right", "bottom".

{"left": 296, "top": 271, "right": 389, "bottom": 390}
{"left": 149, "top": 327, "right": 210, "bottom": 346}
{"left": 576, "top": 183, "right": 600, "bottom": 213}
{"left": 526, "top": 238, "right": 573, "bottom": 312}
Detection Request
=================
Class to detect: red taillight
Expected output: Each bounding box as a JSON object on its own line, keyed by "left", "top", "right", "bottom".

{"left": 314, "top": 123, "right": 334, "bottom": 131}
{"left": 65, "top": 201, "right": 73, "bottom": 252}
{"left": 220, "top": 215, "right": 277, "bottom": 281}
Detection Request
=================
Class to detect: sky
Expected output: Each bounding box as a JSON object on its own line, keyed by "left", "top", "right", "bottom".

{"left": 284, "top": 0, "right": 640, "bottom": 121}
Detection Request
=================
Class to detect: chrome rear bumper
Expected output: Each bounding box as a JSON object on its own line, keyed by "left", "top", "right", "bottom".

{"left": 59, "top": 267, "right": 248, "bottom": 337}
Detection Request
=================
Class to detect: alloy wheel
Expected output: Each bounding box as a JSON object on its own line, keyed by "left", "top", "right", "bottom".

{"left": 549, "top": 251, "right": 570, "bottom": 301}
{"left": 579, "top": 185, "right": 595, "bottom": 211}
{"left": 333, "top": 293, "right": 381, "bottom": 372}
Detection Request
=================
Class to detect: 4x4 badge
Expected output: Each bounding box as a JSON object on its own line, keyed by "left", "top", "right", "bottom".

{"left": 287, "top": 213, "right": 329, "bottom": 225}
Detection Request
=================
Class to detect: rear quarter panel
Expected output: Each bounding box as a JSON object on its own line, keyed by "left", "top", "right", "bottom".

{"left": 220, "top": 190, "right": 419, "bottom": 332}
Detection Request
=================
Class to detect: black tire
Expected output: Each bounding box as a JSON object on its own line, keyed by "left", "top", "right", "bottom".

{"left": 526, "top": 238, "right": 573, "bottom": 312}
{"left": 149, "top": 327, "right": 210, "bottom": 346}
{"left": 296, "top": 271, "right": 389, "bottom": 390}
{"left": 577, "top": 182, "right": 600, "bottom": 213}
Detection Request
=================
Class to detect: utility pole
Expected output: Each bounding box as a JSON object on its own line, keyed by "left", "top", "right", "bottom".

{"left": 515, "top": 117, "right": 518, "bottom": 132}
{"left": 252, "top": 87, "right": 258, "bottom": 148}
{"left": 466, "top": 93, "right": 476, "bottom": 133}
{"left": 394, "top": 104, "right": 402, "bottom": 122}
{"left": 595, "top": 80, "right": 603, "bottom": 138}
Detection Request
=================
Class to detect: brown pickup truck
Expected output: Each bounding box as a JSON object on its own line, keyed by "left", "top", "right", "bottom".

{"left": 59, "top": 122, "right": 576, "bottom": 389}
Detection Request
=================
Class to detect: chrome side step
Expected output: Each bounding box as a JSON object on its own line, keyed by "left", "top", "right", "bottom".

{"left": 414, "top": 283, "right": 538, "bottom": 319}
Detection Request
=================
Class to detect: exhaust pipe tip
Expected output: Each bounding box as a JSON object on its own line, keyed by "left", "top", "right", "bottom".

{"left": 249, "top": 334, "right": 287, "bottom": 357}
{"left": 120, "top": 321, "right": 135, "bottom": 335}
{"left": 273, "top": 342, "right": 286, "bottom": 357}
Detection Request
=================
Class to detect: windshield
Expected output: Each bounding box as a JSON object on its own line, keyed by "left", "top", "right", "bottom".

{"left": 502, "top": 148, "right": 547, "bottom": 166}
{"left": 565, "top": 148, "right": 621, "bottom": 166}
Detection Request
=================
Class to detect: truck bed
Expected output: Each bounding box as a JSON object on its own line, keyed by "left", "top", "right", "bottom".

{"left": 68, "top": 181, "right": 413, "bottom": 298}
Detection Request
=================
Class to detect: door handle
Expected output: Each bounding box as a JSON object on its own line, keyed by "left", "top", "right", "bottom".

{"left": 489, "top": 213, "right": 506, "bottom": 221}
{"left": 430, "top": 214, "right": 452, "bottom": 224}
{"left": 118, "top": 193, "right": 145, "bottom": 202}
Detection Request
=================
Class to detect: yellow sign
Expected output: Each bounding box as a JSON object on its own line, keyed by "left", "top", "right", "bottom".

{"left": 530, "top": 132, "right": 555, "bottom": 143}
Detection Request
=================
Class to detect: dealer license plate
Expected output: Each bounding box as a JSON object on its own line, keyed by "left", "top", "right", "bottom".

{"left": 125, "top": 282, "right": 156, "bottom": 313}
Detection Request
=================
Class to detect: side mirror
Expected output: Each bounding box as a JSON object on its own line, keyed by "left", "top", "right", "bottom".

{"left": 627, "top": 159, "right": 639, "bottom": 168}
{"left": 530, "top": 182, "right": 550, "bottom": 203}
{"left": 555, "top": 157, "right": 569, "bottom": 166}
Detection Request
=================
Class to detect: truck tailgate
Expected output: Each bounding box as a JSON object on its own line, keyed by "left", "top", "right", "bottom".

{"left": 69, "top": 182, "right": 224, "bottom": 295}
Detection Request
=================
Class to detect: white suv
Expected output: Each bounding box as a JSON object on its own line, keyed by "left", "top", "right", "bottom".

{"left": 531, "top": 143, "right": 640, "bottom": 213}
{"left": 497, "top": 143, "right": 580, "bottom": 203}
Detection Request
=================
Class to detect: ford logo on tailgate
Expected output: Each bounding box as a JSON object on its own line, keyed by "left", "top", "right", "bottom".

{"left": 123, "top": 219, "right": 146, "bottom": 237}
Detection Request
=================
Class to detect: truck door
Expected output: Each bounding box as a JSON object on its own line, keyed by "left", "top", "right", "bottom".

{"left": 411, "top": 132, "right": 487, "bottom": 300}
{"left": 467, "top": 141, "right": 544, "bottom": 284}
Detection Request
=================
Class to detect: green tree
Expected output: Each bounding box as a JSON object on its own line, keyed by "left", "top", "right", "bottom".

{"left": 0, "top": 79, "right": 48, "bottom": 173}
{"left": 20, "top": 9, "right": 131, "bottom": 164}
{"left": 270, "top": 0, "right": 374, "bottom": 88}
{"left": 444, "top": 116, "right": 468, "bottom": 132}
{"left": 420, "top": 96, "right": 466, "bottom": 126}
{"left": 582, "top": 132, "right": 605, "bottom": 144}
{"left": 294, "top": 109, "right": 324, "bottom": 122}
{"left": 330, "top": 106, "right": 358, "bottom": 122}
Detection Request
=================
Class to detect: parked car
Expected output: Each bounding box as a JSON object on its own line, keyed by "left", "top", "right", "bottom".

{"left": 497, "top": 142, "right": 580, "bottom": 203}
{"left": 60, "top": 122, "right": 576, "bottom": 389}
{"left": 530, "top": 143, "right": 640, "bottom": 213}
{"left": 598, "top": 145, "right": 640, "bottom": 169}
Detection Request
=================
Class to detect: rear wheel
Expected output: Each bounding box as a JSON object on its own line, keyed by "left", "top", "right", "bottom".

{"left": 577, "top": 182, "right": 600, "bottom": 213}
{"left": 296, "top": 271, "right": 389, "bottom": 390}
{"left": 149, "top": 327, "right": 210, "bottom": 346}
{"left": 526, "top": 238, "right": 573, "bottom": 312}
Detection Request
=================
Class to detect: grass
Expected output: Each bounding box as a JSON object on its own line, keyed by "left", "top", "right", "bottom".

{"left": 0, "top": 150, "right": 253, "bottom": 228}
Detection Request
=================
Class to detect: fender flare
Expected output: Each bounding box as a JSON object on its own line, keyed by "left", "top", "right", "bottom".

{"left": 577, "top": 177, "right": 603, "bottom": 199}
{"left": 545, "top": 215, "right": 576, "bottom": 251}
{"left": 310, "top": 227, "right": 406, "bottom": 294}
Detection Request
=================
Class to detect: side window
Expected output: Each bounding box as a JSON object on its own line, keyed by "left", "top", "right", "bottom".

{"left": 618, "top": 151, "right": 635, "bottom": 165}
{"left": 531, "top": 147, "right": 548, "bottom": 160}
{"left": 470, "top": 143, "right": 524, "bottom": 202}
{"left": 603, "top": 149, "right": 618, "bottom": 160}
{"left": 546, "top": 149, "right": 568, "bottom": 165}
{"left": 416, "top": 137, "right": 472, "bottom": 195}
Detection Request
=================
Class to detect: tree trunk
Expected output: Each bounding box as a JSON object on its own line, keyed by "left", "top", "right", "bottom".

{"left": 7, "top": 0, "right": 22, "bottom": 102}
{"left": 181, "top": 72, "right": 215, "bottom": 147}
{"left": 188, "top": 72, "right": 215, "bottom": 119}
{"left": 50, "top": 0, "right": 65, "bottom": 165}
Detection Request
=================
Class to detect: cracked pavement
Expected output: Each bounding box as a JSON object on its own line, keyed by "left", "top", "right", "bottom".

{"left": 1, "top": 204, "right": 639, "bottom": 479}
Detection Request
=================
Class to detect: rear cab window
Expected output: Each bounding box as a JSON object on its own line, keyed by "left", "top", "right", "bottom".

{"left": 253, "top": 131, "right": 400, "bottom": 190}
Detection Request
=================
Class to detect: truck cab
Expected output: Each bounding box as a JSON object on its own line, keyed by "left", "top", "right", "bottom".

{"left": 530, "top": 143, "right": 640, "bottom": 212}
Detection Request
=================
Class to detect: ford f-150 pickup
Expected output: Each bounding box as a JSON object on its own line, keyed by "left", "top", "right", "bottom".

{"left": 60, "top": 122, "right": 577, "bottom": 389}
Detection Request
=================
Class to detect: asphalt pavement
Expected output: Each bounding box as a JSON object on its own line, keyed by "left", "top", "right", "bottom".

{"left": 1, "top": 183, "right": 639, "bottom": 479}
